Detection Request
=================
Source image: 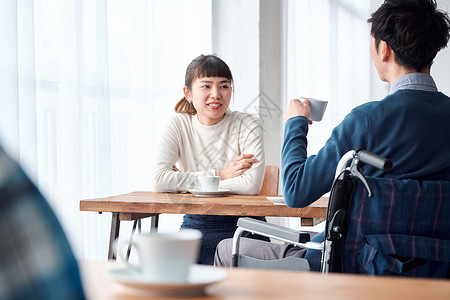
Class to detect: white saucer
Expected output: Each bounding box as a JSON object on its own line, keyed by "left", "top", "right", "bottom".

{"left": 108, "top": 264, "right": 227, "bottom": 297}
{"left": 266, "top": 196, "right": 286, "bottom": 205}
{"left": 188, "top": 188, "right": 230, "bottom": 197}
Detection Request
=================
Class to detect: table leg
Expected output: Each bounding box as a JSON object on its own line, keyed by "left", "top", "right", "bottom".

{"left": 126, "top": 215, "right": 159, "bottom": 260}
{"left": 150, "top": 214, "right": 159, "bottom": 232}
{"left": 108, "top": 212, "right": 120, "bottom": 260}
{"left": 301, "top": 218, "right": 325, "bottom": 226}
{"left": 126, "top": 220, "right": 139, "bottom": 261}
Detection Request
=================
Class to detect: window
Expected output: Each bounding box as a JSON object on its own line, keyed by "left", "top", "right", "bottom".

{"left": 286, "top": 0, "right": 372, "bottom": 154}
{"left": 0, "top": 0, "right": 212, "bottom": 260}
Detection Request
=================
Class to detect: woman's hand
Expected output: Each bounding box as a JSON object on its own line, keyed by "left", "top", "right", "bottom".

{"left": 285, "top": 99, "right": 313, "bottom": 124}
{"left": 216, "top": 154, "right": 258, "bottom": 180}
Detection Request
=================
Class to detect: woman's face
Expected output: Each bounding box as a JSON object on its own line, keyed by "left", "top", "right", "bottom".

{"left": 184, "top": 76, "right": 232, "bottom": 126}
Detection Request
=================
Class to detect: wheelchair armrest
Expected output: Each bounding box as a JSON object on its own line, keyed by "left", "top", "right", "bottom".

{"left": 237, "top": 217, "right": 310, "bottom": 243}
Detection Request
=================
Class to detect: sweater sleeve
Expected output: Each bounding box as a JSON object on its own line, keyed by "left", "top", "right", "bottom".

{"left": 153, "top": 118, "right": 213, "bottom": 193}
{"left": 218, "top": 116, "right": 266, "bottom": 195}
{"left": 282, "top": 110, "right": 369, "bottom": 208}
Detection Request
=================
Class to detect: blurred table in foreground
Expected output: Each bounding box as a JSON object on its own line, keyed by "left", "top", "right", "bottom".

{"left": 80, "top": 261, "right": 450, "bottom": 300}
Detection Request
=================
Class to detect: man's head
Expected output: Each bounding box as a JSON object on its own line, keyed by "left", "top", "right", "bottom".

{"left": 368, "top": 0, "right": 450, "bottom": 72}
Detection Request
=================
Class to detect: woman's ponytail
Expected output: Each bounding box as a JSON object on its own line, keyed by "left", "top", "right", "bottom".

{"left": 174, "top": 97, "right": 196, "bottom": 114}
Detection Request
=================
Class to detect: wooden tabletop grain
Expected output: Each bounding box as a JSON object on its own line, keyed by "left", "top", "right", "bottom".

{"left": 80, "top": 191, "right": 328, "bottom": 218}
{"left": 81, "top": 261, "right": 450, "bottom": 300}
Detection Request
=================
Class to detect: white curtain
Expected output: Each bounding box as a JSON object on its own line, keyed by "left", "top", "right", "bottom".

{"left": 286, "top": 0, "right": 373, "bottom": 155}
{"left": 0, "top": 0, "right": 211, "bottom": 260}
{"left": 284, "top": 0, "right": 372, "bottom": 230}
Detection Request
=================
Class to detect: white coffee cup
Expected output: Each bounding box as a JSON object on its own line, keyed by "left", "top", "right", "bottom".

{"left": 126, "top": 229, "right": 202, "bottom": 283}
{"left": 195, "top": 176, "right": 220, "bottom": 192}
{"left": 301, "top": 97, "right": 328, "bottom": 121}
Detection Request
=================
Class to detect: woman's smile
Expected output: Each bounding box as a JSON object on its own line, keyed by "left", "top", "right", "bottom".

{"left": 207, "top": 102, "right": 222, "bottom": 109}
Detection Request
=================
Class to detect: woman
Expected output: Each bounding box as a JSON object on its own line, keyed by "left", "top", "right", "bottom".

{"left": 153, "top": 54, "right": 266, "bottom": 264}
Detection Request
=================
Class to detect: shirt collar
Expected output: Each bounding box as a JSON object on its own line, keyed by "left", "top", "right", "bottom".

{"left": 389, "top": 73, "right": 438, "bottom": 94}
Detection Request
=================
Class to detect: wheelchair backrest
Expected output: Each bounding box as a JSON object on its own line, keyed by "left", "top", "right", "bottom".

{"left": 343, "top": 176, "right": 450, "bottom": 278}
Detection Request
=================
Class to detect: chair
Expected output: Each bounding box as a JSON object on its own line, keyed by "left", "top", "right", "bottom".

{"left": 232, "top": 150, "right": 450, "bottom": 278}
{"left": 234, "top": 165, "right": 279, "bottom": 241}
{"left": 259, "top": 165, "right": 279, "bottom": 196}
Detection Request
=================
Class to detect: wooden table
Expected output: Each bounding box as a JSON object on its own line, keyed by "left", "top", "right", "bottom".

{"left": 80, "top": 192, "right": 328, "bottom": 259}
{"left": 80, "top": 261, "right": 450, "bottom": 300}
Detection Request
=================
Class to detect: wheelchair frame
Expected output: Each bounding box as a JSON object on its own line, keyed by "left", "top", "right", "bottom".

{"left": 231, "top": 149, "right": 393, "bottom": 273}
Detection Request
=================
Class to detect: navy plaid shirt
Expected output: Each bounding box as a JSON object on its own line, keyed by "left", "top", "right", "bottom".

{"left": 0, "top": 146, "right": 85, "bottom": 299}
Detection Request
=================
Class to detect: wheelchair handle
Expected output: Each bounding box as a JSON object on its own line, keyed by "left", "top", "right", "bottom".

{"left": 357, "top": 150, "right": 393, "bottom": 172}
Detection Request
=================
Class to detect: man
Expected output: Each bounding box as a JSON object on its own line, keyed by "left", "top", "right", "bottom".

{"left": 0, "top": 145, "right": 85, "bottom": 299}
{"left": 214, "top": 0, "right": 450, "bottom": 270}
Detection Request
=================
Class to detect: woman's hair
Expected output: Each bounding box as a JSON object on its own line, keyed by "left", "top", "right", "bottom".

{"left": 175, "top": 54, "right": 234, "bottom": 114}
{"left": 368, "top": 0, "right": 450, "bottom": 71}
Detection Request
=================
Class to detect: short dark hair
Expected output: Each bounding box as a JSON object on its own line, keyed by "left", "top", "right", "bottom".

{"left": 175, "top": 54, "right": 233, "bottom": 114}
{"left": 368, "top": 0, "right": 450, "bottom": 71}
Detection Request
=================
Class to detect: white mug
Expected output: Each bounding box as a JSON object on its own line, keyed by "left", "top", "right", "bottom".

{"left": 125, "top": 229, "right": 202, "bottom": 283}
{"left": 195, "top": 176, "right": 220, "bottom": 192}
{"left": 301, "top": 97, "right": 328, "bottom": 121}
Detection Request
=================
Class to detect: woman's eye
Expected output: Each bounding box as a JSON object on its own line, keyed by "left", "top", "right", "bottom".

{"left": 221, "top": 85, "right": 230, "bottom": 89}
{"left": 201, "top": 85, "right": 210, "bottom": 88}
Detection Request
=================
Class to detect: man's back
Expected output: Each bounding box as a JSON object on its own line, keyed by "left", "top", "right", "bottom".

{"left": 349, "top": 87, "right": 450, "bottom": 180}
{"left": 282, "top": 73, "right": 450, "bottom": 208}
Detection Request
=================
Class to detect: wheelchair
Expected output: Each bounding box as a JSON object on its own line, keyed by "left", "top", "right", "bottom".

{"left": 232, "top": 149, "right": 450, "bottom": 278}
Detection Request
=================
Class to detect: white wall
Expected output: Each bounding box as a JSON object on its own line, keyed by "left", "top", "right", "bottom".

{"left": 212, "top": 0, "right": 284, "bottom": 167}
{"left": 432, "top": 0, "right": 450, "bottom": 95}
{"left": 434, "top": 50, "right": 450, "bottom": 95}
{"left": 212, "top": 0, "right": 260, "bottom": 113}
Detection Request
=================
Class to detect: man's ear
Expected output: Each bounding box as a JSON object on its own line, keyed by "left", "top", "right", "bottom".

{"left": 379, "top": 40, "right": 392, "bottom": 62}
{"left": 183, "top": 86, "right": 191, "bottom": 101}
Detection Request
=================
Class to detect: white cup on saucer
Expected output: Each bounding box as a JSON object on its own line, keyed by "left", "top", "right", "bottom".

{"left": 124, "top": 229, "right": 202, "bottom": 283}
{"left": 195, "top": 176, "right": 220, "bottom": 192}
{"left": 300, "top": 97, "right": 328, "bottom": 121}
